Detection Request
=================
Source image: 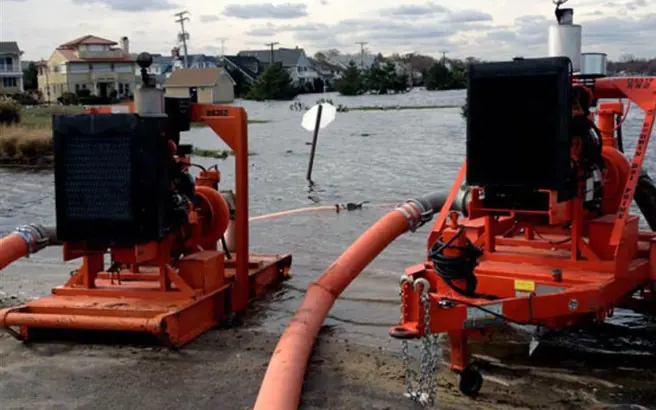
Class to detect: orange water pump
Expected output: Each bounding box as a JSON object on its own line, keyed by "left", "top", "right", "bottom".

{"left": 0, "top": 52, "right": 291, "bottom": 346}
{"left": 390, "top": 55, "right": 656, "bottom": 400}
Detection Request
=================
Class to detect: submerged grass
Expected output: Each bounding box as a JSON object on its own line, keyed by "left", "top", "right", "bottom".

{"left": 192, "top": 148, "right": 258, "bottom": 159}
{"left": 0, "top": 124, "right": 256, "bottom": 167}
{"left": 0, "top": 125, "right": 53, "bottom": 167}
{"left": 0, "top": 105, "right": 265, "bottom": 168}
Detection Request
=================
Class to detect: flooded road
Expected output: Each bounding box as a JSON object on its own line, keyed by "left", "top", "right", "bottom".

{"left": 1, "top": 89, "right": 655, "bottom": 402}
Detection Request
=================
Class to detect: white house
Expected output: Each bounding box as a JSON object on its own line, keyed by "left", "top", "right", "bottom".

{"left": 0, "top": 41, "right": 24, "bottom": 93}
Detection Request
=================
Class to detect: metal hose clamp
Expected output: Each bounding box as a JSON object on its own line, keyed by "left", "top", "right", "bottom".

{"left": 14, "top": 224, "right": 49, "bottom": 255}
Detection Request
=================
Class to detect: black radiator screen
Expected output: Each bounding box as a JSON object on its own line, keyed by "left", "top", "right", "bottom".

{"left": 466, "top": 57, "right": 573, "bottom": 193}
{"left": 54, "top": 113, "right": 170, "bottom": 244}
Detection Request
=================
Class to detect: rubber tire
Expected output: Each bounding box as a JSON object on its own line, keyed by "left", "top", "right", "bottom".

{"left": 457, "top": 366, "right": 483, "bottom": 397}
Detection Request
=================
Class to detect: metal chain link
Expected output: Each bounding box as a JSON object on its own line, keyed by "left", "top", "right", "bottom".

{"left": 400, "top": 277, "right": 441, "bottom": 407}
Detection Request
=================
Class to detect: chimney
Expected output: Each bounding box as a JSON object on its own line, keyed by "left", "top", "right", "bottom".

{"left": 120, "top": 36, "right": 129, "bottom": 53}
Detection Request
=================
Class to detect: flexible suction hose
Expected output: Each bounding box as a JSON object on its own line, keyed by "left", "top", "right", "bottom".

{"left": 253, "top": 192, "right": 450, "bottom": 410}
{"left": 0, "top": 225, "right": 59, "bottom": 271}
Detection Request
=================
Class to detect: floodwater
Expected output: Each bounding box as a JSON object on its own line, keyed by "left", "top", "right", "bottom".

{"left": 1, "top": 88, "right": 655, "bottom": 369}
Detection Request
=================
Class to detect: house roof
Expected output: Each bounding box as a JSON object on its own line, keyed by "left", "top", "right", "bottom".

{"left": 58, "top": 35, "right": 117, "bottom": 49}
{"left": 57, "top": 48, "right": 133, "bottom": 63}
{"left": 222, "top": 55, "right": 263, "bottom": 80}
{"left": 328, "top": 54, "right": 378, "bottom": 69}
{"left": 308, "top": 57, "right": 344, "bottom": 72}
{"left": 237, "top": 48, "right": 304, "bottom": 67}
{"left": 0, "top": 41, "right": 21, "bottom": 55}
{"left": 165, "top": 67, "right": 231, "bottom": 87}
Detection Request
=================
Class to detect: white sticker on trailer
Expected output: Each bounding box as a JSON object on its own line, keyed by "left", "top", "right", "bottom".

{"left": 466, "top": 303, "right": 503, "bottom": 321}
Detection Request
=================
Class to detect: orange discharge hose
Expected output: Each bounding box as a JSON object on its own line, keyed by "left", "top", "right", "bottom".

{"left": 0, "top": 233, "right": 29, "bottom": 271}
{"left": 253, "top": 199, "right": 434, "bottom": 410}
{"left": 0, "top": 225, "right": 59, "bottom": 271}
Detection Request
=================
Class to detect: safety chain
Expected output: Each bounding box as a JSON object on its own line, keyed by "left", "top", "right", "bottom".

{"left": 400, "top": 276, "right": 441, "bottom": 407}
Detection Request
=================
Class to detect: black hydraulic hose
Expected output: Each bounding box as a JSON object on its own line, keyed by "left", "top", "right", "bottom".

{"left": 635, "top": 170, "right": 656, "bottom": 231}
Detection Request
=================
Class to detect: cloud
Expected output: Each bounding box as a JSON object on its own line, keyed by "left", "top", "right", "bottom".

{"left": 245, "top": 23, "right": 279, "bottom": 37}
{"left": 199, "top": 15, "right": 220, "bottom": 23}
{"left": 379, "top": 2, "right": 449, "bottom": 17}
{"left": 223, "top": 3, "right": 307, "bottom": 19}
{"left": 70, "top": 0, "right": 178, "bottom": 11}
{"left": 448, "top": 10, "right": 493, "bottom": 23}
{"left": 627, "top": 0, "right": 647, "bottom": 10}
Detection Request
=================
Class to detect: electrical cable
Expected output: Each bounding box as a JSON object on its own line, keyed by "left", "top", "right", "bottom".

{"left": 428, "top": 227, "right": 497, "bottom": 300}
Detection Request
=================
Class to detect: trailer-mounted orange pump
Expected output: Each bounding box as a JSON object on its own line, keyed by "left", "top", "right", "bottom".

{"left": 0, "top": 52, "right": 292, "bottom": 346}
{"left": 389, "top": 52, "right": 656, "bottom": 402}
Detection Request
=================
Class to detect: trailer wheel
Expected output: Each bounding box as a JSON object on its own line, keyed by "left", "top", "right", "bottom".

{"left": 457, "top": 365, "right": 483, "bottom": 397}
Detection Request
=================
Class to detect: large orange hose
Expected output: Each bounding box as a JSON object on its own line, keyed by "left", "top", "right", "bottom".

{"left": 253, "top": 201, "right": 425, "bottom": 410}
{"left": 0, "top": 233, "right": 29, "bottom": 271}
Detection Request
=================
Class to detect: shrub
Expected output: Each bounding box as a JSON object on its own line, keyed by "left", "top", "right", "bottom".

{"left": 11, "top": 93, "right": 40, "bottom": 106}
{"left": 59, "top": 92, "right": 79, "bottom": 105}
{"left": 0, "top": 96, "right": 21, "bottom": 125}
{"left": 76, "top": 88, "right": 91, "bottom": 97}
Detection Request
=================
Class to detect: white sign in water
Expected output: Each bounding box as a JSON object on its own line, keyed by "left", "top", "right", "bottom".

{"left": 301, "top": 103, "right": 337, "bottom": 131}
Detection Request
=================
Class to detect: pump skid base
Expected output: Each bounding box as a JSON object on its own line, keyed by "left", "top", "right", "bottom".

{"left": 0, "top": 253, "right": 292, "bottom": 347}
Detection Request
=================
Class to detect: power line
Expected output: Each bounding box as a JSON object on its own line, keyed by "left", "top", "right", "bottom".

{"left": 174, "top": 11, "right": 191, "bottom": 68}
{"left": 265, "top": 42, "right": 279, "bottom": 64}
{"left": 356, "top": 41, "right": 368, "bottom": 69}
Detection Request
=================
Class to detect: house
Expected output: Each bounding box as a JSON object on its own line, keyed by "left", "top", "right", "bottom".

{"left": 171, "top": 50, "right": 219, "bottom": 71}
{"left": 37, "top": 34, "right": 136, "bottom": 102}
{"left": 308, "top": 57, "right": 344, "bottom": 88}
{"left": 164, "top": 67, "right": 235, "bottom": 104}
{"left": 220, "top": 55, "right": 265, "bottom": 84}
{"left": 0, "top": 41, "right": 24, "bottom": 94}
{"left": 328, "top": 53, "right": 379, "bottom": 71}
{"left": 134, "top": 53, "right": 174, "bottom": 88}
{"left": 237, "top": 47, "right": 319, "bottom": 88}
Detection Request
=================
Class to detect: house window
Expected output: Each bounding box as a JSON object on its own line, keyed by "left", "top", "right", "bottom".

{"left": 3, "top": 77, "right": 18, "bottom": 87}
{"left": 124, "top": 84, "right": 130, "bottom": 95}
{"left": 119, "top": 83, "right": 124, "bottom": 94}
{"left": 75, "top": 84, "right": 80, "bottom": 92}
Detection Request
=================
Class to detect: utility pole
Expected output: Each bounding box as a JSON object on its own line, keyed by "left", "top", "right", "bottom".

{"left": 218, "top": 38, "right": 227, "bottom": 56}
{"left": 174, "top": 11, "right": 190, "bottom": 68}
{"left": 356, "top": 41, "right": 368, "bottom": 70}
{"left": 439, "top": 50, "right": 448, "bottom": 65}
{"left": 265, "top": 42, "right": 279, "bottom": 64}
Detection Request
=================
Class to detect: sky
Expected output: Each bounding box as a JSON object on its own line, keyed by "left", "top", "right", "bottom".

{"left": 1, "top": 0, "right": 655, "bottom": 62}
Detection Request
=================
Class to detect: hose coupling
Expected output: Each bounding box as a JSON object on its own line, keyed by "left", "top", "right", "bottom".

{"left": 14, "top": 224, "right": 52, "bottom": 255}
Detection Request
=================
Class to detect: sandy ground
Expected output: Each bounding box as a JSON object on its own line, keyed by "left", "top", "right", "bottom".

{"left": 1, "top": 291, "right": 654, "bottom": 410}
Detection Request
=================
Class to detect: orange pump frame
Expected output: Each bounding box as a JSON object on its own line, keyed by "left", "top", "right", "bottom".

{"left": 0, "top": 104, "right": 292, "bottom": 346}
{"left": 390, "top": 77, "right": 656, "bottom": 374}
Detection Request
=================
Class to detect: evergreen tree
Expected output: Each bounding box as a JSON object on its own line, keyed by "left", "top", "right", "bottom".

{"left": 245, "top": 62, "right": 299, "bottom": 101}
{"left": 336, "top": 61, "right": 362, "bottom": 96}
